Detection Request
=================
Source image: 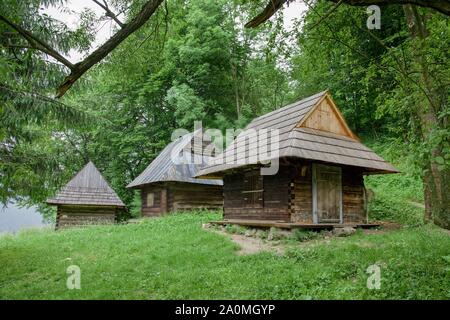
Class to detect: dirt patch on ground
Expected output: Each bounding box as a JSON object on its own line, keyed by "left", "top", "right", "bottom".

{"left": 363, "top": 222, "right": 403, "bottom": 235}
{"left": 204, "top": 222, "right": 404, "bottom": 255}
{"left": 208, "top": 229, "right": 284, "bottom": 255}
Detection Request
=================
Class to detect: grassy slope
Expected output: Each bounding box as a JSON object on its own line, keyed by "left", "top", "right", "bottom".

{"left": 364, "top": 138, "right": 425, "bottom": 226}
{"left": 1, "top": 212, "right": 449, "bottom": 300}
{"left": 1, "top": 139, "right": 448, "bottom": 299}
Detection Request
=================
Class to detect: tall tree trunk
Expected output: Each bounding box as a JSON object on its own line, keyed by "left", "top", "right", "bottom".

{"left": 403, "top": 5, "right": 450, "bottom": 229}
{"left": 231, "top": 63, "right": 241, "bottom": 119}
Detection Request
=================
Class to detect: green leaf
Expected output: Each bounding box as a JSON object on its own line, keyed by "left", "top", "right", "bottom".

{"left": 434, "top": 156, "right": 445, "bottom": 165}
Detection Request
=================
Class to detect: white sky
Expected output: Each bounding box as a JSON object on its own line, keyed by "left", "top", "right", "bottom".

{"left": 43, "top": 0, "right": 307, "bottom": 62}
{"left": 284, "top": 1, "right": 307, "bottom": 30}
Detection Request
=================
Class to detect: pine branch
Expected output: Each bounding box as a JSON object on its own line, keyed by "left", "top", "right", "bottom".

{"left": 0, "top": 82, "right": 89, "bottom": 125}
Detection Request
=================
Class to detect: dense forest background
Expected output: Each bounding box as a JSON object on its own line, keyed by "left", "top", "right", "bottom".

{"left": 1, "top": 0, "right": 448, "bottom": 226}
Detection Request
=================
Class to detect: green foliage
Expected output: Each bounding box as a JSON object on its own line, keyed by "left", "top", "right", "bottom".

{"left": 129, "top": 191, "right": 142, "bottom": 218}
{"left": 256, "top": 229, "right": 269, "bottom": 239}
{"left": 1, "top": 0, "right": 448, "bottom": 228}
{"left": 368, "top": 196, "right": 423, "bottom": 227}
{"left": 291, "top": 3, "right": 448, "bottom": 228}
{"left": 364, "top": 137, "right": 425, "bottom": 226}
{"left": 0, "top": 0, "right": 98, "bottom": 205}
{"left": 166, "top": 83, "right": 206, "bottom": 128}
{"left": 225, "top": 224, "right": 247, "bottom": 235}
{"left": 290, "top": 229, "right": 320, "bottom": 242}
{"left": 291, "top": 3, "right": 408, "bottom": 135}
{"left": 46, "top": 0, "right": 293, "bottom": 209}
{"left": 0, "top": 212, "right": 449, "bottom": 299}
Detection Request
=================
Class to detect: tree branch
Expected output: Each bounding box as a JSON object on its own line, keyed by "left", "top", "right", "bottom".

{"left": 306, "top": 0, "right": 343, "bottom": 31}
{"left": 92, "top": 0, "right": 124, "bottom": 27}
{"left": 56, "top": 0, "right": 164, "bottom": 97}
{"left": 329, "top": 0, "right": 450, "bottom": 16}
{"left": 0, "top": 0, "right": 163, "bottom": 98}
{"left": 300, "top": 0, "right": 436, "bottom": 108}
{"left": 0, "top": 82, "right": 90, "bottom": 123}
{"left": 245, "top": 0, "right": 450, "bottom": 28}
{"left": 0, "top": 14, "right": 74, "bottom": 68}
{"left": 245, "top": 0, "right": 289, "bottom": 28}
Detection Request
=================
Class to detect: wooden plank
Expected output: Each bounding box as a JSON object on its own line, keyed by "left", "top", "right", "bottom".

{"left": 298, "top": 94, "right": 358, "bottom": 140}
{"left": 56, "top": 204, "right": 116, "bottom": 230}
{"left": 210, "top": 219, "right": 379, "bottom": 229}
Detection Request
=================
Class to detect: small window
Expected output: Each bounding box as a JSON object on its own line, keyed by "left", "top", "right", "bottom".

{"left": 146, "top": 193, "right": 154, "bottom": 207}
{"left": 242, "top": 170, "right": 263, "bottom": 208}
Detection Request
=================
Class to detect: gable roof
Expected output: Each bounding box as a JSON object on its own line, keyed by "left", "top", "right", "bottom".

{"left": 127, "top": 131, "right": 223, "bottom": 188}
{"left": 196, "top": 91, "right": 398, "bottom": 178}
{"left": 47, "top": 161, "right": 125, "bottom": 207}
{"left": 297, "top": 92, "right": 359, "bottom": 140}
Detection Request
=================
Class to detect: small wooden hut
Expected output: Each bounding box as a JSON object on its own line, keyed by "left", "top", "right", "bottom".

{"left": 47, "top": 161, "right": 125, "bottom": 229}
{"left": 127, "top": 131, "right": 223, "bottom": 216}
{"left": 196, "top": 91, "right": 399, "bottom": 226}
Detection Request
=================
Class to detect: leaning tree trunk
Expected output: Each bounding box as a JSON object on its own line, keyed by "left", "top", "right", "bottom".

{"left": 403, "top": 5, "right": 450, "bottom": 229}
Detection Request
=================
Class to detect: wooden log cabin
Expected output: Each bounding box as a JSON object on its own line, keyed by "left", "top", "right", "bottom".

{"left": 127, "top": 131, "right": 223, "bottom": 216}
{"left": 196, "top": 91, "right": 399, "bottom": 226}
{"left": 46, "top": 161, "right": 126, "bottom": 229}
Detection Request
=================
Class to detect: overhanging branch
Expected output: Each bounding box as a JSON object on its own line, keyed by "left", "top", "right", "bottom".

{"left": 0, "top": 14, "right": 74, "bottom": 69}
{"left": 245, "top": 0, "right": 450, "bottom": 28}
{"left": 57, "top": 0, "right": 164, "bottom": 97}
{"left": 0, "top": 0, "right": 164, "bottom": 98}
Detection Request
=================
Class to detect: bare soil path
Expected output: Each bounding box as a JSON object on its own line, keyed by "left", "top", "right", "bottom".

{"left": 205, "top": 223, "right": 404, "bottom": 255}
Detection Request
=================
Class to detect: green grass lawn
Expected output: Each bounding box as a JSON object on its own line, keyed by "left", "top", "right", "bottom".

{"left": 1, "top": 212, "right": 449, "bottom": 299}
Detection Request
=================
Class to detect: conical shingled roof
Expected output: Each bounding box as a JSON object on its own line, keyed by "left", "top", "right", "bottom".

{"left": 47, "top": 161, "right": 125, "bottom": 207}
{"left": 127, "top": 131, "right": 223, "bottom": 188}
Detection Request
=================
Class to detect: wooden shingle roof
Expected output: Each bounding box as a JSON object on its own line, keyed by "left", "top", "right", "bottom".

{"left": 197, "top": 91, "right": 398, "bottom": 177}
{"left": 46, "top": 161, "right": 125, "bottom": 207}
{"left": 127, "top": 131, "right": 223, "bottom": 188}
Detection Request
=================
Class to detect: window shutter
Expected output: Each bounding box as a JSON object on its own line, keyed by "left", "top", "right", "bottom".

{"left": 242, "top": 170, "right": 264, "bottom": 208}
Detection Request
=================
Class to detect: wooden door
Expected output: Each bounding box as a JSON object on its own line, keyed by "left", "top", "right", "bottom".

{"left": 313, "top": 164, "right": 342, "bottom": 224}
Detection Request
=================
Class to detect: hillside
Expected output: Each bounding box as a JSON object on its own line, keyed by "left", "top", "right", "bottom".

{"left": 1, "top": 212, "right": 449, "bottom": 300}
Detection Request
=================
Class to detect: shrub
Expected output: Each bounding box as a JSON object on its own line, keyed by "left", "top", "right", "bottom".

{"left": 225, "top": 224, "right": 247, "bottom": 235}
{"left": 291, "top": 229, "right": 319, "bottom": 242}
{"left": 364, "top": 138, "right": 424, "bottom": 227}
{"left": 256, "top": 229, "right": 269, "bottom": 239}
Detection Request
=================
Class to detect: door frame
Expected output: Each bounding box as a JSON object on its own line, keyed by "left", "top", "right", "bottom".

{"left": 160, "top": 189, "right": 167, "bottom": 214}
{"left": 312, "top": 163, "right": 343, "bottom": 224}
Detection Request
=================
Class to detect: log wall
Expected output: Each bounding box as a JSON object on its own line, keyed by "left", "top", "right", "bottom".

{"left": 140, "top": 182, "right": 223, "bottom": 217}
{"left": 223, "top": 166, "right": 291, "bottom": 221}
{"left": 56, "top": 205, "right": 116, "bottom": 230}
{"left": 342, "top": 168, "right": 366, "bottom": 223}
{"left": 222, "top": 161, "right": 366, "bottom": 224}
{"left": 141, "top": 185, "right": 165, "bottom": 217}
{"left": 290, "top": 163, "right": 366, "bottom": 223}
{"left": 291, "top": 163, "right": 313, "bottom": 223}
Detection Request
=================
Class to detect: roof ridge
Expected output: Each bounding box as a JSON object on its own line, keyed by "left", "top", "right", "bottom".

{"left": 127, "top": 132, "right": 222, "bottom": 188}
{"left": 247, "top": 90, "right": 327, "bottom": 125}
